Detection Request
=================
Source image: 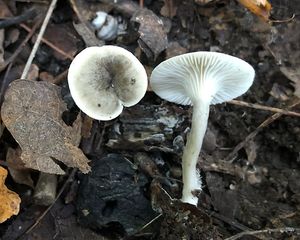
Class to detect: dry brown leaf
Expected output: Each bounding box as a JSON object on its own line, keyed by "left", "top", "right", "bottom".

{"left": 6, "top": 147, "right": 34, "bottom": 188}
{"left": 1, "top": 79, "right": 90, "bottom": 175}
{"left": 238, "top": 0, "right": 271, "bottom": 21}
{"left": 0, "top": 166, "right": 21, "bottom": 223}
{"left": 131, "top": 9, "right": 168, "bottom": 60}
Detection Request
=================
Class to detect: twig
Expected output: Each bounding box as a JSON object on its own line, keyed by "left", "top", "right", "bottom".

{"left": 225, "top": 227, "right": 300, "bottom": 240}
{"left": 20, "top": 24, "right": 74, "bottom": 60}
{"left": 21, "top": 0, "right": 58, "bottom": 79}
{"left": 19, "top": 169, "right": 77, "bottom": 239}
{"left": 0, "top": 8, "right": 37, "bottom": 29}
{"left": 138, "top": 213, "right": 163, "bottom": 232}
{"left": 224, "top": 99, "right": 300, "bottom": 162}
{"left": 269, "top": 13, "right": 296, "bottom": 23}
{"left": 228, "top": 99, "right": 300, "bottom": 117}
{"left": 0, "top": 19, "right": 42, "bottom": 73}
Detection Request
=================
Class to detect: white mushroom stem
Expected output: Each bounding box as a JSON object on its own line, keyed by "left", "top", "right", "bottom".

{"left": 181, "top": 99, "right": 210, "bottom": 205}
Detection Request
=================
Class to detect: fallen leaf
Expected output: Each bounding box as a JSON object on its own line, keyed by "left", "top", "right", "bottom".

{"left": 1, "top": 79, "right": 90, "bottom": 175}
{"left": 0, "top": 166, "right": 21, "bottom": 223}
{"left": 6, "top": 147, "right": 34, "bottom": 188}
{"left": 238, "top": 0, "right": 271, "bottom": 21}
{"left": 160, "top": 0, "right": 177, "bottom": 18}
{"left": 131, "top": 9, "right": 168, "bottom": 60}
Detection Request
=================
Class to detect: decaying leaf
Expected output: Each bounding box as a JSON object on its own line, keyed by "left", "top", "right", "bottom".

{"left": 1, "top": 80, "right": 90, "bottom": 175}
{"left": 238, "top": 0, "right": 271, "bottom": 21}
{"left": 0, "top": 166, "right": 21, "bottom": 223}
{"left": 6, "top": 147, "right": 34, "bottom": 188}
{"left": 131, "top": 9, "right": 168, "bottom": 60}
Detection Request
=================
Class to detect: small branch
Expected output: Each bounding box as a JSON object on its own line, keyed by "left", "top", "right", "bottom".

{"left": 0, "top": 19, "right": 41, "bottom": 74}
{"left": 228, "top": 99, "right": 300, "bottom": 117}
{"left": 225, "top": 227, "right": 300, "bottom": 240}
{"left": 138, "top": 213, "right": 163, "bottom": 232}
{"left": 20, "top": 24, "right": 74, "bottom": 60}
{"left": 224, "top": 99, "right": 300, "bottom": 162}
{"left": 21, "top": 0, "right": 58, "bottom": 79}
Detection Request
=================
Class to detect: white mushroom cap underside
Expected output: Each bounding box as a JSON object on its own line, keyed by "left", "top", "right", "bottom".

{"left": 150, "top": 51, "right": 255, "bottom": 105}
{"left": 68, "top": 46, "right": 148, "bottom": 120}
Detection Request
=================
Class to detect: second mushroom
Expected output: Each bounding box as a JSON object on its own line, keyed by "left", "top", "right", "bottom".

{"left": 68, "top": 46, "right": 148, "bottom": 120}
{"left": 150, "top": 52, "right": 255, "bottom": 206}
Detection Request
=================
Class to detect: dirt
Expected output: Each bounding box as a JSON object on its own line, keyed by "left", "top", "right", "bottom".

{"left": 0, "top": 0, "right": 299, "bottom": 239}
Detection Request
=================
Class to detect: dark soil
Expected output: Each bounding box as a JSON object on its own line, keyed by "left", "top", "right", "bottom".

{"left": 0, "top": 0, "right": 299, "bottom": 239}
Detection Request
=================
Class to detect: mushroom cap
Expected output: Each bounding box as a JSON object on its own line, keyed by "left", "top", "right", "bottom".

{"left": 68, "top": 46, "right": 148, "bottom": 120}
{"left": 150, "top": 52, "right": 255, "bottom": 105}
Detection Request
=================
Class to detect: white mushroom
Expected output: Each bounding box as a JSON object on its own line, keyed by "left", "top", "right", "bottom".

{"left": 150, "top": 51, "right": 255, "bottom": 205}
{"left": 68, "top": 46, "right": 148, "bottom": 120}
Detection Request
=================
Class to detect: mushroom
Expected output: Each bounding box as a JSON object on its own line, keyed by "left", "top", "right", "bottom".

{"left": 150, "top": 51, "right": 255, "bottom": 205}
{"left": 68, "top": 46, "right": 148, "bottom": 120}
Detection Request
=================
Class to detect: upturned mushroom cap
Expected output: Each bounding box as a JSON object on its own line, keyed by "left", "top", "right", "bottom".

{"left": 150, "top": 52, "right": 255, "bottom": 105}
{"left": 68, "top": 46, "right": 147, "bottom": 120}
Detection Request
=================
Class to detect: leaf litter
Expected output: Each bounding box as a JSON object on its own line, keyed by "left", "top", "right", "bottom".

{"left": 0, "top": 166, "right": 21, "bottom": 223}
{"left": 1, "top": 79, "right": 90, "bottom": 175}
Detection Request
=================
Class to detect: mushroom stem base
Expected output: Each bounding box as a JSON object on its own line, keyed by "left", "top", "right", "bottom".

{"left": 181, "top": 100, "right": 209, "bottom": 206}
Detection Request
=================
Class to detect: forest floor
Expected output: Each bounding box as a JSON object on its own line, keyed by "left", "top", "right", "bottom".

{"left": 0, "top": 0, "right": 299, "bottom": 239}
